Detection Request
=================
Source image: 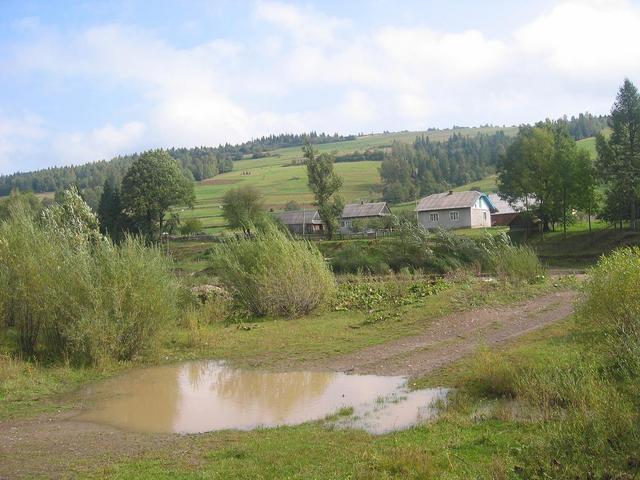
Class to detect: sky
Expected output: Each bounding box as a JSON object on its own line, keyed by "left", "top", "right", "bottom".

{"left": 1, "top": 0, "right": 640, "bottom": 175}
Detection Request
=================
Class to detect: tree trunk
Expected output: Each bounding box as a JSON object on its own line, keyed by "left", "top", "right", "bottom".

{"left": 588, "top": 200, "right": 593, "bottom": 244}
{"left": 562, "top": 188, "right": 567, "bottom": 240}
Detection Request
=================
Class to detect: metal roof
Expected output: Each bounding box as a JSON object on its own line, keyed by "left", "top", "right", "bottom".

{"left": 416, "top": 191, "right": 487, "bottom": 211}
{"left": 342, "top": 202, "right": 390, "bottom": 219}
{"left": 488, "top": 194, "right": 537, "bottom": 214}
{"left": 276, "top": 210, "right": 323, "bottom": 225}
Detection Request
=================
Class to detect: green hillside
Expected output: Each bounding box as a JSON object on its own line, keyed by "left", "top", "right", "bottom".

{"left": 182, "top": 126, "right": 517, "bottom": 232}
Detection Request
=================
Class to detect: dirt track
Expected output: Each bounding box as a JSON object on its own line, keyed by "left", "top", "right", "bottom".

{"left": 301, "top": 289, "right": 577, "bottom": 377}
{"left": 0, "top": 289, "right": 577, "bottom": 479}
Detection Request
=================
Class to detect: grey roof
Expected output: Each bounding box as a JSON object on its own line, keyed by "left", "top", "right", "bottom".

{"left": 488, "top": 194, "right": 517, "bottom": 214}
{"left": 416, "top": 191, "right": 483, "bottom": 211}
{"left": 342, "top": 202, "right": 390, "bottom": 219}
{"left": 276, "top": 210, "right": 323, "bottom": 225}
{"left": 488, "top": 194, "right": 536, "bottom": 214}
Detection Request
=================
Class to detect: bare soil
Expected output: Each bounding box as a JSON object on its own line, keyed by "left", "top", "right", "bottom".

{"left": 0, "top": 289, "right": 577, "bottom": 479}
{"left": 291, "top": 289, "right": 577, "bottom": 377}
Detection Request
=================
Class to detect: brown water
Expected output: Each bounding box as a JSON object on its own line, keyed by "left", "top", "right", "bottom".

{"left": 74, "top": 361, "right": 447, "bottom": 434}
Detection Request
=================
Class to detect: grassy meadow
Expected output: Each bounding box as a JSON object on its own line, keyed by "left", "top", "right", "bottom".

{"left": 180, "top": 127, "right": 517, "bottom": 232}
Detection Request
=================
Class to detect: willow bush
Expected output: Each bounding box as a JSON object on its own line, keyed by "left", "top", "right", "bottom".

{"left": 0, "top": 199, "right": 177, "bottom": 365}
{"left": 211, "top": 226, "right": 336, "bottom": 318}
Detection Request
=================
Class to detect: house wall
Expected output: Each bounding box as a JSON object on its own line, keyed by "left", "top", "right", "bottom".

{"left": 469, "top": 207, "right": 491, "bottom": 228}
{"left": 418, "top": 208, "right": 472, "bottom": 229}
{"left": 418, "top": 198, "right": 492, "bottom": 230}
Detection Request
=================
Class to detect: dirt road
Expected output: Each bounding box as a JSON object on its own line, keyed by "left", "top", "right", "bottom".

{"left": 301, "top": 289, "right": 577, "bottom": 377}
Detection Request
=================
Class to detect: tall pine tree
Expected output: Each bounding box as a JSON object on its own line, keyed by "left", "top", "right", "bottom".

{"left": 597, "top": 79, "right": 640, "bottom": 230}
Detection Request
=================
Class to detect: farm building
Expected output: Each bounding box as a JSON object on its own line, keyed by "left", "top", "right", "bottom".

{"left": 416, "top": 191, "right": 495, "bottom": 230}
{"left": 488, "top": 194, "right": 520, "bottom": 226}
{"left": 340, "top": 201, "right": 392, "bottom": 233}
{"left": 488, "top": 194, "right": 538, "bottom": 227}
{"left": 276, "top": 210, "right": 324, "bottom": 235}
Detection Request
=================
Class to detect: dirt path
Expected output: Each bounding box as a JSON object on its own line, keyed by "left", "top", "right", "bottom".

{"left": 0, "top": 289, "right": 577, "bottom": 479}
{"left": 289, "top": 289, "right": 577, "bottom": 377}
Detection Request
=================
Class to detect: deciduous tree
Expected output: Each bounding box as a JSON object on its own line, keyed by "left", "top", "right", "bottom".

{"left": 304, "top": 142, "right": 343, "bottom": 239}
{"left": 222, "top": 185, "right": 265, "bottom": 235}
{"left": 121, "top": 150, "right": 195, "bottom": 240}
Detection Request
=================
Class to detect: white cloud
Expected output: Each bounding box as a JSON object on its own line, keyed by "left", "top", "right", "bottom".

{"left": 0, "top": 114, "right": 47, "bottom": 173}
{"left": 253, "top": 0, "right": 349, "bottom": 45}
{"left": 339, "top": 90, "right": 377, "bottom": 123}
{"left": 515, "top": 1, "right": 640, "bottom": 77}
{"left": 52, "top": 121, "right": 146, "bottom": 165}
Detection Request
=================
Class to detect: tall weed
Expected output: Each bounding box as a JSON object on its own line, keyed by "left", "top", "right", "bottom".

{"left": 483, "top": 233, "right": 545, "bottom": 283}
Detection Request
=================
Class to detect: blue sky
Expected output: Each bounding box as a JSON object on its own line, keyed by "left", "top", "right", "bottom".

{"left": 1, "top": 0, "right": 639, "bottom": 175}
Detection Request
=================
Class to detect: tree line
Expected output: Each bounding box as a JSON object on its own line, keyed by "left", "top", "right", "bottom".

{"left": 498, "top": 79, "right": 640, "bottom": 235}
{"left": 1, "top": 150, "right": 196, "bottom": 243}
{"left": 379, "top": 132, "right": 512, "bottom": 203}
{"left": 0, "top": 131, "right": 355, "bottom": 202}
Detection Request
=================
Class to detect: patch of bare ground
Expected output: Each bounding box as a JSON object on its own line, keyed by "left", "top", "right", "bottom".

{"left": 284, "top": 289, "right": 577, "bottom": 377}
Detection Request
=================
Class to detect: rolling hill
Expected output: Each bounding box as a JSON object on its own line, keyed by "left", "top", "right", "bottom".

{"left": 178, "top": 126, "right": 518, "bottom": 232}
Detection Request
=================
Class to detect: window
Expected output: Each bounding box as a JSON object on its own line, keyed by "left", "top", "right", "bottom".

{"left": 429, "top": 213, "right": 439, "bottom": 222}
{"left": 449, "top": 211, "right": 459, "bottom": 221}
{"left": 483, "top": 212, "right": 487, "bottom": 221}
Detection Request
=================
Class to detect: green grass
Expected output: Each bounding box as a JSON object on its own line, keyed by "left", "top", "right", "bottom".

{"left": 576, "top": 136, "right": 597, "bottom": 157}
{"left": 452, "top": 174, "right": 498, "bottom": 193}
{"left": 526, "top": 220, "right": 640, "bottom": 268}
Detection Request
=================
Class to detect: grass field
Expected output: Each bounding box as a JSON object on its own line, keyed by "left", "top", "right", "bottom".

{"left": 576, "top": 136, "right": 597, "bottom": 157}
{"left": 181, "top": 127, "right": 518, "bottom": 232}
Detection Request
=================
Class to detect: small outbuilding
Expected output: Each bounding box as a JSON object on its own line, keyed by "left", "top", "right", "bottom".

{"left": 488, "top": 194, "right": 520, "bottom": 226}
{"left": 488, "top": 194, "right": 538, "bottom": 228}
{"left": 340, "top": 201, "right": 392, "bottom": 233}
{"left": 276, "top": 210, "right": 324, "bottom": 235}
{"left": 415, "top": 191, "right": 495, "bottom": 230}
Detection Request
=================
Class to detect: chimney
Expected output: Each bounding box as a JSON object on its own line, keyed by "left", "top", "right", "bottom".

{"left": 448, "top": 190, "right": 453, "bottom": 195}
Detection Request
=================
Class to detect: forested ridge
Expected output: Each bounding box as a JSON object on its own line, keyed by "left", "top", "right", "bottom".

{"left": 379, "top": 132, "right": 511, "bottom": 202}
{"left": 0, "top": 131, "right": 354, "bottom": 199}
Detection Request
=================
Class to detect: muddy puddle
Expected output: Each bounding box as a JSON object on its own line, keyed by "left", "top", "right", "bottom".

{"left": 74, "top": 361, "right": 448, "bottom": 435}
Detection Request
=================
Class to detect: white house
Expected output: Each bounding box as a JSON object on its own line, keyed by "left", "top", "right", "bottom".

{"left": 415, "top": 191, "right": 495, "bottom": 230}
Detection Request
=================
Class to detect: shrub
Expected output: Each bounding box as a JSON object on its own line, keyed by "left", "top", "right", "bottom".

{"left": 579, "top": 246, "right": 640, "bottom": 377}
{"left": 210, "top": 226, "right": 335, "bottom": 318}
{"left": 180, "top": 217, "right": 204, "bottom": 236}
{"left": 70, "top": 237, "right": 178, "bottom": 364}
{"left": 330, "top": 243, "right": 390, "bottom": 274}
{"left": 483, "top": 233, "right": 545, "bottom": 283}
{"left": 0, "top": 200, "right": 177, "bottom": 365}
